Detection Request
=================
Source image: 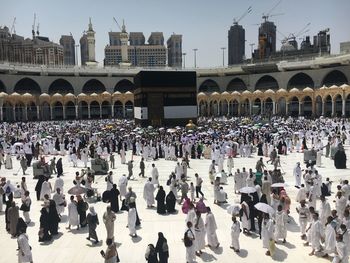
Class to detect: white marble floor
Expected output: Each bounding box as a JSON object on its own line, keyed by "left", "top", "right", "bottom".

{"left": 0, "top": 145, "right": 349, "bottom": 263}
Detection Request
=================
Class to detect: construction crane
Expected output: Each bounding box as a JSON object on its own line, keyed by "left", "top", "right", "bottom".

{"left": 233, "top": 6, "right": 252, "bottom": 25}
{"left": 262, "top": 0, "right": 284, "bottom": 22}
{"left": 10, "top": 17, "right": 16, "bottom": 35}
{"left": 32, "top": 13, "right": 36, "bottom": 39}
{"left": 280, "top": 22, "right": 311, "bottom": 44}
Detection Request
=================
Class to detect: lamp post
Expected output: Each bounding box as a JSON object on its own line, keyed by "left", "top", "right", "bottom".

{"left": 221, "top": 47, "right": 226, "bottom": 67}
{"left": 75, "top": 44, "right": 79, "bottom": 66}
{"left": 182, "top": 52, "right": 186, "bottom": 68}
{"left": 193, "top": 48, "right": 198, "bottom": 68}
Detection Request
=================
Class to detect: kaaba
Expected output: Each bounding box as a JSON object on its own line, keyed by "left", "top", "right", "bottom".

{"left": 133, "top": 71, "right": 197, "bottom": 127}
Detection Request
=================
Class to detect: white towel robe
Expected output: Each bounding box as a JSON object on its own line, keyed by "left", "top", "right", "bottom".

{"left": 17, "top": 233, "right": 33, "bottom": 263}
{"left": 231, "top": 221, "right": 241, "bottom": 249}
{"left": 128, "top": 207, "right": 137, "bottom": 235}
{"left": 143, "top": 181, "right": 155, "bottom": 206}
{"left": 205, "top": 213, "right": 219, "bottom": 247}
{"left": 194, "top": 217, "right": 206, "bottom": 251}
{"left": 68, "top": 202, "right": 79, "bottom": 226}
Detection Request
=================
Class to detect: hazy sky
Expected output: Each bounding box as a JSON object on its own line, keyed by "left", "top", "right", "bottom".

{"left": 1, "top": 0, "right": 350, "bottom": 67}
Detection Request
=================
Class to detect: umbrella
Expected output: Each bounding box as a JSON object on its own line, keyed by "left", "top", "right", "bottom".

{"left": 215, "top": 172, "right": 223, "bottom": 178}
{"left": 254, "top": 202, "right": 275, "bottom": 214}
{"left": 14, "top": 142, "right": 24, "bottom": 147}
{"left": 45, "top": 135, "right": 53, "bottom": 139}
{"left": 239, "top": 186, "right": 256, "bottom": 194}
{"left": 166, "top": 128, "right": 176, "bottom": 133}
{"left": 271, "top": 183, "right": 287, "bottom": 188}
{"left": 68, "top": 186, "right": 87, "bottom": 195}
{"left": 227, "top": 204, "right": 240, "bottom": 215}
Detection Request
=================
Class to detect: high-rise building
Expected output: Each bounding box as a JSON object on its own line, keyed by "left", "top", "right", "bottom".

{"left": 258, "top": 20, "right": 276, "bottom": 59}
{"left": 80, "top": 34, "right": 88, "bottom": 66}
{"left": 0, "top": 25, "right": 63, "bottom": 66}
{"left": 129, "top": 32, "right": 145, "bottom": 46}
{"left": 80, "top": 18, "right": 96, "bottom": 66}
{"left": 104, "top": 31, "right": 167, "bottom": 67}
{"left": 167, "top": 34, "right": 182, "bottom": 68}
{"left": 228, "top": 23, "right": 245, "bottom": 65}
{"left": 340, "top": 41, "right": 350, "bottom": 54}
{"left": 313, "top": 29, "right": 330, "bottom": 54}
{"left": 60, "top": 35, "right": 75, "bottom": 65}
{"left": 148, "top": 32, "right": 164, "bottom": 45}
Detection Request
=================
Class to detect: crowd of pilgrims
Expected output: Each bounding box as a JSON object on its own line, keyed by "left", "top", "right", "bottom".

{"left": 0, "top": 116, "right": 350, "bottom": 263}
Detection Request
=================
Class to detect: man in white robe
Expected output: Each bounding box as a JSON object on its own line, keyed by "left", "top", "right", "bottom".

{"left": 118, "top": 174, "right": 128, "bottom": 200}
{"left": 194, "top": 211, "right": 206, "bottom": 256}
{"left": 205, "top": 207, "right": 219, "bottom": 248}
{"left": 103, "top": 206, "right": 116, "bottom": 240}
{"left": 230, "top": 216, "right": 241, "bottom": 252}
{"left": 143, "top": 178, "right": 155, "bottom": 208}
{"left": 324, "top": 216, "right": 336, "bottom": 256}
{"left": 128, "top": 201, "right": 137, "bottom": 238}
{"left": 335, "top": 191, "right": 347, "bottom": 221}
{"left": 319, "top": 196, "right": 331, "bottom": 225}
{"left": 151, "top": 163, "right": 159, "bottom": 186}
{"left": 294, "top": 162, "right": 302, "bottom": 188}
{"left": 17, "top": 231, "right": 33, "bottom": 263}
{"left": 53, "top": 174, "right": 64, "bottom": 193}
{"left": 274, "top": 205, "right": 288, "bottom": 243}
{"left": 185, "top": 221, "right": 196, "bottom": 263}
{"left": 308, "top": 212, "right": 324, "bottom": 256}
{"left": 52, "top": 188, "right": 65, "bottom": 216}
{"left": 261, "top": 214, "right": 275, "bottom": 256}
{"left": 333, "top": 234, "right": 348, "bottom": 263}
{"left": 67, "top": 196, "right": 79, "bottom": 230}
{"left": 227, "top": 156, "right": 234, "bottom": 176}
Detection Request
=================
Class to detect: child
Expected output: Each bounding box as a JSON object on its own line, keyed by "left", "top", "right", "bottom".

{"left": 190, "top": 182, "right": 195, "bottom": 202}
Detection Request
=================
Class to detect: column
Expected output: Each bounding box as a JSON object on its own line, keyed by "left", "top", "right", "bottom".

{"left": 331, "top": 100, "right": 335, "bottom": 117}
{"left": 75, "top": 105, "right": 78, "bottom": 119}
{"left": 321, "top": 100, "right": 325, "bottom": 116}
{"left": 197, "top": 106, "right": 200, "bottom": 116}
{"left": 50, "top": 105, "right": 53, "bottom": 120}
{"left": 261, "top": 100, "right": 264, "bottom": 115}
{"left": 237, "top": 102, "right": 241, "bottom": 116}
{"left": 36, "top": 106, "right": 40, "bottom": 120}
{"left": 249, "top": 101, "right": 252, "bottom": 116}
{"left": 298, "top": 102, "right": 302, "bottom": 116}
{"left": 217, "top": 102, "right": 220, "bottom": 116}
{"left": 122, "top": 104, "right": 126, "bottom": 118}
{"left": 99, "top": 104, "right": 102, "bottom": 118}
{"left": 13, "top": 106, "right": 16, "bottom": 121}
{"left": 342, "top": 99, "right": 346, "bottom": 117}
{"left": 272, "top": 101, "right": 276, "bottom": 115}
{"left": 63, "top": 106, "right": 66, "bottom": 120}
{"left": 111, "top": 104, "right": 114, "bottom": 118}
{"left": 24, "top": 106, "right": 28, "bottom": 121}
{"left": 0, "top": 104, "right": 3, "bottom": 121}
{"left": 227, "top": 102, "right": 230, "bottom": 116}
{"left": 285, "top": 102, "right": 289, "bottom": 116}
{"left": 88, "top": 104, "right": 91, "bottom": 119}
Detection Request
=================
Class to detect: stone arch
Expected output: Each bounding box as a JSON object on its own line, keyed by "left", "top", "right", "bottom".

{"left": 334, "top": 94, "right": 343, "bottom": 117}
{"left": 27, "top": 102, "right": 38, "bottom": 121}
{"left": 65, "top": 101, "right": 76, "bottom": 119}
{"left": 322, "top": 70, "right": 348, "bottom": 86}
{"left": 315, "top": 96, "right": 322, "bottom": 116}
{"left": 324, "top": 95, "right": 332, "bottom": 117}
{"left": 199, "top": 100, "right": 207, "bottom": 117}
{"left": 287, "top": 72, "right": 314, "bottom": 90}
{"left": 90, "top": 101, "right": 100, "bottom": 119}
{"left": 265, "top": 97, "right": 273, "bottom": 116}
{"left": 226, "top": 78, "right": 247, "bottom": 92}
{"left": 255, "top": 75, "right": 279, "bottom": 91}
{"left": 114, "top": 79, "right": 135, "bottom": 93}
{"left": 101, "top": 101, "right": 111, "bottom": 119}
{"left": 229, "top": 99, "right": 239, "bottom": 116}
{"left": 0, "top": 80, "right": 6, "bottom": 93}
{"left": 79, "top": 101, "right": 89, "bottom": 119}
{"left": 49, "top": 79, "right": 74, "bottom": 95}
{"left": 198, "top": 79, "right": 220, "bottom": 93}
{"left": 14, "top": 77, "right": 41, "bottom": 95}
{"left": 52, "top": 101, "right": 63, "bottom": 120}
{"left": 277, "top": 97, "right": 286, "bottom": 115}
{"left": 301, "top": 96, "right": 313, "bottom": 117}
{"left": 41, "top": 102, "right": 50, "bottom": 121}
{"left": 3, "top": 101, "right": 13, "bottom": 122}
{"left": 253, "top": 98, "right": 261, "bottom": 114}
{"left": 125, "top": 100, "right": 134, "bottom": 118}
{"left": 289, "top": 96, "right": 299, "bottom": 117}
{"left": 82, "top": 79, "right": 106, "bottom": 94}
{"left": 114, "top": 101, "right": 123, "bottom": 118}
